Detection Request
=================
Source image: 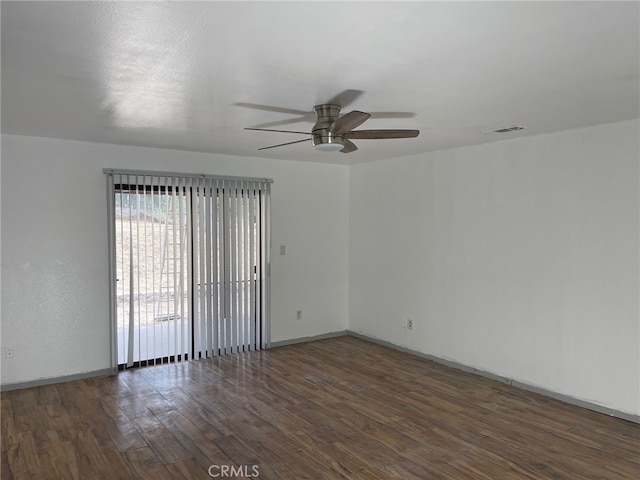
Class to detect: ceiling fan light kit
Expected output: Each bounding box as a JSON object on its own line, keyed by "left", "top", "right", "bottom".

{"left": 313, "top": 141, "right": 344, "bottom": 152}
{"left": 245, "top": 100, "right": 419, "bottom": 154}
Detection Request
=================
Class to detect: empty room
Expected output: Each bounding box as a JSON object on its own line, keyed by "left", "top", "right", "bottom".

{"left": 1, "top": 1, "right": 638, "bottom": 479}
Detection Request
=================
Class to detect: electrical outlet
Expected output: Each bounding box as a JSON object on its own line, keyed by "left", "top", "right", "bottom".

{"left": 401, "top": 317, "right": 408, "bottom": 328}
{"left": 5, "top": 347, "right": 14, "bottom": 359}
{"left": 297, "top": 310, "right": 303, "bottom": 320}
{"left": 407, "top": 319, "right": 413, "bottom": 330}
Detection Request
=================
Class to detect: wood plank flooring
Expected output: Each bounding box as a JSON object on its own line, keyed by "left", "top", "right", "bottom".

{"left": 2, "top": 336, "right": 639, "bottom": 479}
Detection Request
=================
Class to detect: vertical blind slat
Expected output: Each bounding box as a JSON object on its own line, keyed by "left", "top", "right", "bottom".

{"left": 262, "top": 185, "right": 271, "bottom": 348}
{"left": 127, "top": 175, "right": 135, "bottom": 366}
{"left": 212, "top": 179, "right": 220, "bottom": 357}
{"left": 205, "top": 179, "right": 213, "bottom": 358}
{"left": 249, "top": 184, "right": 256, "bottom": 351}
{"left": 142, "top": 176, "right": 149, "bottom": 363}
{"left": 198, "top": 179, "right": 206, "bottom": 360}
{"left": 237, "top": 182, "right": 244, "bottom": 350}
{"left": 219, "top": 182, "right": 227, "bottom": 354}
{"left": 242, "top": 183, "right": 249, "bottom": 350}
{"left": 178, "top": 177, "right": 186, "bottom": 361}
{"left": 186, "top": 177, "right": 194, "bottom": 361}
{"left": 150, "top": 176, "right": 157, "bottom": 365}
{"left": 266, "top": 184, "right": 271, "bottom": 347}
{"left": 231, "top": 185, "right": 238, "bottom": 354}
{"left": 224, "top": 183, "right": 231, "bottom": 355}
{"left": 172, "top": 176, "right": 179, "bottom": 362}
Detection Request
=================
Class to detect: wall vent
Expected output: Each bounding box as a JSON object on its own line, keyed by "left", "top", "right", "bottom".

{"left": 489, "top": 125, "right": 527, "bottom": 134}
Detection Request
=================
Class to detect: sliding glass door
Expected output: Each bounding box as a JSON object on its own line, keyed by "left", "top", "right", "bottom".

{"left": 106, "top": 171, "right": 271, "bottom": 369}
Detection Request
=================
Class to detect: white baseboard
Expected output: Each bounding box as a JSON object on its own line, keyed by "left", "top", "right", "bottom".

{"left": 271, "top": 330, "right": 349, "bottom": 347}
{"left": 1, "top": 368, "right": 115, "bottom": 392}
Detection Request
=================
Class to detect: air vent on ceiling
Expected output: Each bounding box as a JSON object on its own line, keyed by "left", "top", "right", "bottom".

{"left": 489, "top": 125, "right": 527, "bottom": 134}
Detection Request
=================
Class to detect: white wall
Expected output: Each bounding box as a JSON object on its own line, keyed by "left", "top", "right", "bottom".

{"left": 349, "top": 119, "right": 640, "bottom": 416}
{"left": 0, "top": 134, "right": 349, "bottom": 385}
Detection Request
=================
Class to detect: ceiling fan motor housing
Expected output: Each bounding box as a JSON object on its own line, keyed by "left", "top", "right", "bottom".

{"left": 312, "top": 104, "right": 345, "bottom": 150}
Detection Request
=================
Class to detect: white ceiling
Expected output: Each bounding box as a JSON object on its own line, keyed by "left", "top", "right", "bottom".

{"left": 2, "top": 1, "right": 638, "bottom": 164}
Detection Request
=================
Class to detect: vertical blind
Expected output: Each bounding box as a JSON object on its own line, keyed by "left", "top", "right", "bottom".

{"left": 106, "top": 170, "right": 271, "bottom": 369}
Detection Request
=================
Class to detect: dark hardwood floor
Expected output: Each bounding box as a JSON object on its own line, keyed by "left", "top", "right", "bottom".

{"left": 2, "top": 336, "right": 638, "bottom": 479}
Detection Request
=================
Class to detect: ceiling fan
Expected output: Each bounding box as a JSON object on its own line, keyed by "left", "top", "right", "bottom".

{"left": 245, "top": 103, "right": 419, "bottom": 154}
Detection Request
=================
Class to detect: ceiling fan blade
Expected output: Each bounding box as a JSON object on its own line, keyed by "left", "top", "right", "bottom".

{"left": 332, "top": 111, "right": 371, "bottom": 134}
{"left": 346, "top": 129, "right": 420, "bottom": 139}
{"left": 249, "top": 116, "right": 314, "bottom": 129}
{"left": 324, "top": 89, "right": 365, "bottom": 109}
{"left": 340, "top": 139, "right": 358, "bottom": 153}
{"left": 257, "top": 138, "right": 311, "bottom": 151}
{"left": 234, "top": 102, "right": 310, "bottom": 116}
{"left": 245, "top": 127, "right": 311, "bottom": 135}
{"left": 368, "top": 112, "right": 416, "bottom": 119}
